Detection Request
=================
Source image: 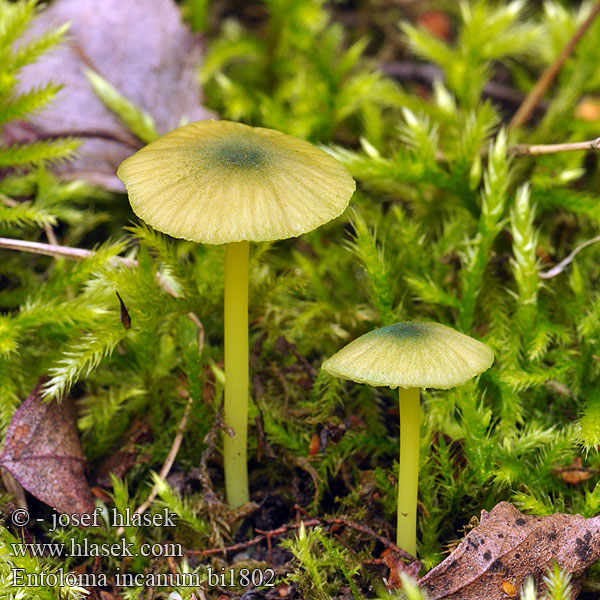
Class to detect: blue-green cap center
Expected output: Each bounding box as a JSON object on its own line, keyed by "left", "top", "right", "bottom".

{"left": 376, "top": 322, "right": 429, "bottom": 339}
{"left": 212, "top": 139, "right": 266, "bottom": 168}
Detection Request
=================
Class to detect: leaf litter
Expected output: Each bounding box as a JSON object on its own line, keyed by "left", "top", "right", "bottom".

{"left": 418, "top": 502, "right": 600, "bottom": 599}
{"left": 0, "top": 377, "right": 94, "bottom": 516}
{"left": 4, "top": 0, "right": 214, "bottom": 191}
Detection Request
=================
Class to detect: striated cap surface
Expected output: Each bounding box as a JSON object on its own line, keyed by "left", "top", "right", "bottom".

{"left": 322, "top": 321, "right": 494, "bottom": 389}
{"left": 117, "top": 120, "right": 355, "bottom": 244}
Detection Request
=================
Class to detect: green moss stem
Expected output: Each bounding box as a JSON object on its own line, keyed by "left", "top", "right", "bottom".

{"left": 397, "top": 386, "right": 420, "bottom": 556}
{"left": 224, "top": 240, "right": 250, "bottom": 507}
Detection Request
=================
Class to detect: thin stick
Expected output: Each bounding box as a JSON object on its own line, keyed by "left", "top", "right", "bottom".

{"left": 43, "top": 224, "right": 59, "bottom": 247}
{"left": 508, "top": 137, "right": 600, "bottom": 156}
{"left": 33, "top": 128, "right": 140, "bottom": 148}
{"left": 433, "top": 137, "right": 599, "bottom": 162}
{"left": 1, "top": 194, "right": 18, "bottom": 208}
{"left": 2, "top": 195, "right": 69, "bottom": 246}
{"left": 185, "top": 515, "right": 415, "bottom": 561}
{"left": 539, "top": 235, "right": 600, "bottom": 279}
{"left": 0, "top": 236, "right": 206, "bottom": 358}
{"left": 186, "top": 519, "right": 321, "bottom": 556}
{"left": 331, "top": 516, "right": 412, "bottom": 558}
{"left": 509, "top": 0, "right": 600, "bottom": 130}
{"left": 1, "top": 196, "right": 59, "bottom": 245}
{"left": 115, "top": 392, "right": 196, "bottom": 537}
{"left": 0, "top": 236, "right": 131, "bottom": 263}
{"left": 0, "top": 236, "right": 180, "bottom": 298}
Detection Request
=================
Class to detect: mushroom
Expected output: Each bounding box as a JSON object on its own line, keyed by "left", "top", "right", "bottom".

{"left": 117, "top": 120, "right": 355, "bottom": 507}
{"left": 322, "top": 321, "right": 494, "bottom": 555}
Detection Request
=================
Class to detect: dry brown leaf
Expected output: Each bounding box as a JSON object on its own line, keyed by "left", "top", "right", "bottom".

{"left": 383, "top": 551, "right": 422, "bottom": 589}
{"left": 418, "top": 502, "right": 600, "bottom": 599}
{"left": 556, "top": 457, "right": 595, "bottom": 486}
{"left": 0, "top": 379, "right": 94, "bottom": 516}
{"left": 6, "top": 0, "right": 214, "bottom": 191}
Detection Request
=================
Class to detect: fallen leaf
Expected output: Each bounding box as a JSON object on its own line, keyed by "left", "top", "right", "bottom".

{"left": 383, "top": 551, "right": 421, "bottom": 589}
{"left": 556, "top": 457, "right": 595, "bottom": 486}
{"left": 0, "top": 378, "right": 94, "bottom": 516}
{"left": 5, "top": 0, "right": 214, "bottom": 191}
{"left": 418, "top": 501, "right": 600, "bottom": 599}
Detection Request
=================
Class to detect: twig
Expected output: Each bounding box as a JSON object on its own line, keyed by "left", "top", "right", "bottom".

{"left": 508, "top": 137, "right": 600, "bottom": 156}
{"left": 186, "top": 519, "right": 322, "bottom": 557}
{"left": 199, "top": 396, "right": 228, "bottom": 507}
{"left": 327, "top": 516, "right": 411, "bottom": 559}
{"left": 509, "top": 0, "right": 600, "bottom": 130}
{"left": 1, "top": 194, "right": 18, "bottom": 208}
{"left": 0, "top": 237, "right": 204, "bottom": 339}
{"left": 0, "top": 197, "right": 58, "bottom": 245}
{"left": 33, "top": 128, "right": 140, "bottom": 148}
{"left": 196, "top": 396, "right": 257, "bottom": 550}
{"left": 539, "top": 235, "right": 600, "bottom": 279}
{"left": 185, "top": 511, "right": 415, "bottom": 561}
{"left": 115, "top": 389, "right": 196, "bottom": 537}
{"left": 2, "top": 238, "right": 209, "bottom": 535}
{"left": 43, "top": 224, "right": 59, "bottom": 247}
{"left": 429, "top": 137, "right": 599, "bottom": 162}
{"left": 0, "top": 236, "right": 132, "bottom": 264}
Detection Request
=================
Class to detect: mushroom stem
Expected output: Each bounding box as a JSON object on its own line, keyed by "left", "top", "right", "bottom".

{"left": 397, "top": 386, "right": 420, "bottom": 556}
{"left": 224, "top": 240, "right": 250, "bottom": 507}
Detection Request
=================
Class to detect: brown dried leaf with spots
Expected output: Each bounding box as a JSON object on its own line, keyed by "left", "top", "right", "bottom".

{"left": 418, "top": 502, "right": 600, "bottom": 600}
{"left": 0, "top": 379, "right": 94, "bottom": 516}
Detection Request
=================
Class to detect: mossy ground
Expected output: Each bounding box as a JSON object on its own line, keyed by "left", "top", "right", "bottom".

{"left": 2, "top": 1, "right": 600, "bottom": 599}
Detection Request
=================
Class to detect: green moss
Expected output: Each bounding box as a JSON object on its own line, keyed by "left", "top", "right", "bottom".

{"left": 2, "top": 1, "right": 600, "bottom": 598}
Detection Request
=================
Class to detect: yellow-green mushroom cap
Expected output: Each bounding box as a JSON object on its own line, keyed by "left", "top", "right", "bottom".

{"left": 116, "top": 120, "right": 356, "bottom": 245}
{"left": 322, "top": 321, "right": 494, "bottom": 389}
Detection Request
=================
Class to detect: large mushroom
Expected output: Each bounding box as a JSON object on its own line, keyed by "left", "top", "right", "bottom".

{"left": 322, "top": 321, "right": 494, "bottom": 556}
{"left": 117, "top": 120, "right": 355, "bottom": 507}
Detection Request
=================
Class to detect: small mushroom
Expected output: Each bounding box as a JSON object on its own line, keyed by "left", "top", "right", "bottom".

{"left": 117, "top": 120, "right": 355, "bottom": 507}
{"left": 322, "top": 321, "right": 494, "bottom": 555}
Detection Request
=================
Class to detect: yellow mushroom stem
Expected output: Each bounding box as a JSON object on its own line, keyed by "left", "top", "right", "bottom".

{"left": 397, "top": 386, "right": 420, "bottom": 556}
{"left": 224, "top": 240, "right": 250, "bottom": 508}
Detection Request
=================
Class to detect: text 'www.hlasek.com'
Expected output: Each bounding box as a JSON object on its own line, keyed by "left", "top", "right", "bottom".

{"left": 9, "top": 507, "right": 275, "bottom": 589}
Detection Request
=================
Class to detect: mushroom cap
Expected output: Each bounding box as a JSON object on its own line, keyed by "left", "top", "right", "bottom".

{"left": 322, "top": 321, "right": 494, "bottom": 389}
{"left": 117, "top": 120, "right": 356, "bottom": 244}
